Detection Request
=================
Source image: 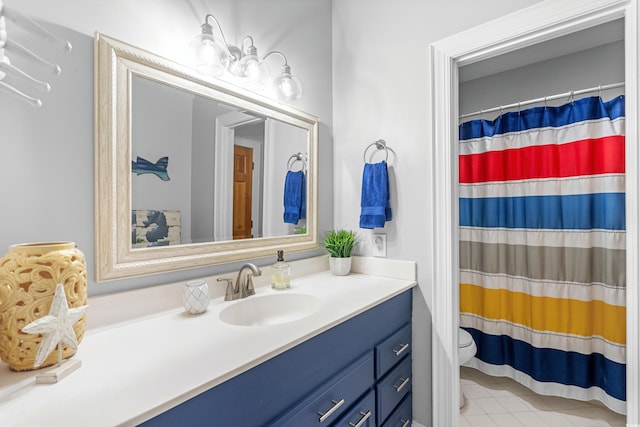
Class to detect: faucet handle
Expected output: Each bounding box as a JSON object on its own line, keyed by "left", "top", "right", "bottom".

{"left": 246, "top": 273, "right": 256, "bottom": 296}
{"left": 217, "top": 277, "right": 236, "bottom": 301}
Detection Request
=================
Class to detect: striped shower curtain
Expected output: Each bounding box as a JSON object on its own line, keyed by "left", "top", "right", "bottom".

{"left": 458, "top": 95, "right": 626, "bottom": 414}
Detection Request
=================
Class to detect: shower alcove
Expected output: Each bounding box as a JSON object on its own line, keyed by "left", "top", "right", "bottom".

{"left": 427, "top": 0, "right": 640, "bottom": 425}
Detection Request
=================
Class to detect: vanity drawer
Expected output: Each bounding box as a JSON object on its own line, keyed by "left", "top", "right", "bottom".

{"left": 376, "top": 356, "right": 411, "bottom": 425}
{"left": 333, "top": 389, "right": 375, "bottom": 427}
{"left": 375, "top": 323, "right": 411, "bottom": 379}
{"left": 272, "top": 351, "right": 374, "bottom": 427}
{"left": 380, "top": 393, "right": 412, "bottom": 427}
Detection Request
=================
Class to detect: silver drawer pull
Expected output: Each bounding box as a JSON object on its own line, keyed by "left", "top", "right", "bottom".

{"left": 394, "top": 377, "right": 410, "bottom": 393}
{"left": 393, "top": 343, "right": 409, "bottom": 357}
{"left": 317, "top": 398, "right": 345, "bottom": 423}
{"left": 348, "top": 410, "right": 372, "bottom": 427}
{"left": 400, "top": 418, "right": 410, "bottom": 427}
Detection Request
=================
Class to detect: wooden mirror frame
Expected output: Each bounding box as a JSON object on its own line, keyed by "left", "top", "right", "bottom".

{"left": 94, "top": 33, "right": 318, "bottom": 281}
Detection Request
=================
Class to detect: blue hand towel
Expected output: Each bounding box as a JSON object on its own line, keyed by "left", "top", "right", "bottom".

{"left": 284, "top": 170, "right": 304, "bottom": 224}
{"left": 359, "top": 161, "right": 392, "bottom": 229}
{"left": 300, "top": 172, "right": 306, "bottom": 220}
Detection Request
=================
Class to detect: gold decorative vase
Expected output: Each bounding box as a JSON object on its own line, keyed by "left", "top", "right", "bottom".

{"left": 0, "top": 242, "right": 87, "bottom": 371}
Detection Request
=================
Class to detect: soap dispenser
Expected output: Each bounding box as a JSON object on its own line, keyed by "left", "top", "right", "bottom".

{"left": 271, "top": 250, "right": 291, "bottom": 290}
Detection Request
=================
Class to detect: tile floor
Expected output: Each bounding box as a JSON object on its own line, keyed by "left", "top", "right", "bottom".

{"left": 459, "top": 367, "right": 627, "bottom": 427}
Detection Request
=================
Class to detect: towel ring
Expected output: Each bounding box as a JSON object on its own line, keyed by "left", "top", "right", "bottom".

{"left": 287, "top": 152, "right": 306, "bottom": 172}
{"left": 363, "top": 139, "right": 395, "bottom": 163}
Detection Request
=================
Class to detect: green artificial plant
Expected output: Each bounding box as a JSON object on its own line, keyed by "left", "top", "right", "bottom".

{"left": 322, "top": 229, "right": 356, "bottom": 258}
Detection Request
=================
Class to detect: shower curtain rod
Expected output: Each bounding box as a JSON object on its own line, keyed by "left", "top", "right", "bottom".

{"left": 459, "top": 81, "right": 625, "bottom": 120}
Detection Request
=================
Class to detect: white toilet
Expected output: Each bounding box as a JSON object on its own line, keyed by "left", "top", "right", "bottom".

{"left": 459, "top": 328, "right": 477, "bottom": 408}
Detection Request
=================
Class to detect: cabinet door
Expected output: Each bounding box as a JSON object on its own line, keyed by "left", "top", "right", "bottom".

{"left": 376, "top": 356, "right": 412, "bottom": 425}
{"left": 272, "top": 352, "right": 374, "bottom": 427}
{"left": 381, "top": 393, "right": 412, "bottom": 427}
{"left": 375, "top": 323, "right": 411, "bottom": 379}
{"left": 333, "top": 389, "right": 376, "bottom": 427}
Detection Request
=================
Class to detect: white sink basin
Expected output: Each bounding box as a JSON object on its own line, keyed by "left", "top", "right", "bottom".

{"left": 219, "top": 293, "right": 321, "bottom": 327}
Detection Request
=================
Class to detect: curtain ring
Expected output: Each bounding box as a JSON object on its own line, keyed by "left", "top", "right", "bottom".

{"left": 570, "top": 90, "right": 574, "bottom": 104}
{"left": 517, "top": 101, "right": 521, "bottom": 116}
{"left": 598, "top": 84, "right": 602, "bottom": 98}
{"left": 544, "top": 96, "right": 547, "bottom": 110}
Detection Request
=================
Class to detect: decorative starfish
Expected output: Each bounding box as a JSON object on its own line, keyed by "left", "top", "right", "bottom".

{"left": 22, "top": 283, "right": 89, "bottom": 368}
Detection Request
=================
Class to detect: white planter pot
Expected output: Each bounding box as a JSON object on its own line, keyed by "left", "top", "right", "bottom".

{"left": 329, "top": 256, "right": 352, "bottom": 276}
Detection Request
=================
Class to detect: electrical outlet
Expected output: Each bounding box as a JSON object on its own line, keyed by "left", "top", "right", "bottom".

{"left": 373, "top": 233, "right": 387, "bottom": 258}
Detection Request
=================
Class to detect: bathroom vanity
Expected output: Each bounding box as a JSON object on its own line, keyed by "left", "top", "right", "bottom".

{"left": 143, "top": 287, "right": 412, "bottom": 427}
{"left": 0, "top": 257, "right": 416, "bottom": 426}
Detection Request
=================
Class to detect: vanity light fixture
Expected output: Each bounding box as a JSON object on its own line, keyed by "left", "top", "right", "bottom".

{"left": 188, "top": 14, "right": 235, "bottom": 77}
{"left": 188, "top": 14, "right": 302, "bottom": 102}
{"left": 264, "top": 51, "right": 302, "bottom": 102}
{"left": 235, "top": 36, "right": 269, "bottom": 92}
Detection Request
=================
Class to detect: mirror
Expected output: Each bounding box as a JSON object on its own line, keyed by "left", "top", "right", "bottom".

{"left": 95, "top": 33, "right": 318, "bottom": 281}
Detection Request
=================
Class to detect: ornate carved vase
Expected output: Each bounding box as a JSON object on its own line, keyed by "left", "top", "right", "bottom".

{"left": 0, "top": 242, "right": 87, "bottom": 371}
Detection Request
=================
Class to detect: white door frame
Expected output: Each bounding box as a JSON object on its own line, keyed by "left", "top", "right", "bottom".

{"left": 427, "top": 1, "right": 639, "bottom": 425}
{"left": 214, "top": 111, "right": 263, "bottom": 241}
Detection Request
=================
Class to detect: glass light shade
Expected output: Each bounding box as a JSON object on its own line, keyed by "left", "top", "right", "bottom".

{"left": 274, "top": 72, "right": 302, "bottom": 102}
{"left": 188, "top": 33, "right": 230, "bottom": 77}
{"left": 237, "top": 54, "right": 270, "bottom": 91}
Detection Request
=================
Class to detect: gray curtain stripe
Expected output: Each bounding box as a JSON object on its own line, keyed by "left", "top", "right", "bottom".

{"left": 460, "top": 240, "right": 626, "bottom": 287}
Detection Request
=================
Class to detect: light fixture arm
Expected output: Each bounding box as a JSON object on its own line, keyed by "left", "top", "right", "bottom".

{"left": 263, "top": 50, "right": 292, "bottom": 74}
{"left": 263, "top": 50, "right": 288, "bottom": 66}
{"left": 201, "top": 13, "right": 234, "bottom": 58}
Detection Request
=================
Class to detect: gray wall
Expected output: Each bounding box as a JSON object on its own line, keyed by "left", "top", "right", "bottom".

{"left": 0, "top": 0, "right": 333, "bottom": 297}
{"left": 331, "top": 1, "right": 545, "bottom": 425}
{"left": 131, "top": 76, "right": 194, "bottom": 241}
{"left": 460, "top": 41, "right": 625, "bottom": 120}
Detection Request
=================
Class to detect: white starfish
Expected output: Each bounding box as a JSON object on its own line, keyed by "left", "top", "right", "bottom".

{"left": 22, "top": 283, "right": 89, "bottom": 368}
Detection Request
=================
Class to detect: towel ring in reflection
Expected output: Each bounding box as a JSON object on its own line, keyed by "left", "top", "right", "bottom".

{"left": 363, "top": 139, "right": 395, "bottom": 163}
{"left": 287, "top": 152, "right": 306, "bottom": 171}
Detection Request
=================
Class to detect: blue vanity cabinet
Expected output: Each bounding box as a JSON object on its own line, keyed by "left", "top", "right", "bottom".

{"left": 139, "top": 289, "right": 412, "bottom": 427}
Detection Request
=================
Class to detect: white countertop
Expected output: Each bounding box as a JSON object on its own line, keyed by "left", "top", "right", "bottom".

{"left": 0, "top": 257, "right": 416, "bottom": 426}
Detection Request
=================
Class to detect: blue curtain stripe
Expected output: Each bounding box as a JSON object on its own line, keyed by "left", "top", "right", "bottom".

{"left": 465, "top": 327, "right": 626, "bottom": 402}
{"left": 460, "top": 193, "right": 626, "bottom": 230}
{"left": 460, "top": 95, "right": 625, "bottom": 140}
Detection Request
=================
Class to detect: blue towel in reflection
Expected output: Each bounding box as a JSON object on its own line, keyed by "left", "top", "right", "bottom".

{"left": 359, "top": 161, "right": 392, "bottom": 229}
{"left": 300, "top": 172, "right": 306, "bottom": 220}
{"left": 284, "top": 170, "right": 305, "bottom": 224}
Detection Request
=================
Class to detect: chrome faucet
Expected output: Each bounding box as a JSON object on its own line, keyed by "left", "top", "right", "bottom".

{"left": 217, "top": 263, "right": 262, "bottom": 301}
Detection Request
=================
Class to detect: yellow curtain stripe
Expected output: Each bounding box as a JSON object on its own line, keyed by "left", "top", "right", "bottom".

{"left": 460, "top": 283, "right": 626, "bottom": 344}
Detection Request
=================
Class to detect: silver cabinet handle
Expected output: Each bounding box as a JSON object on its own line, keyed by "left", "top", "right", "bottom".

{"left": 400, "top": 419, "right": 410, "bottom": 427}
{"left": 317, "top": 398, "right": 345, "bottom": 423}
{"left": 349, "top": 410, "right": 372, "bottom": 427}
{"left": 394, "top": 377, "right": 410, "bottom": 393}
{"left": 393, "top": 343, "right": 409, "bottom": 357}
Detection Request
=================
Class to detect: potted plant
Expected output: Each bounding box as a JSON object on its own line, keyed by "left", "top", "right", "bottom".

{"left": 322, "top": 229, "right": 356, "bottom": 275}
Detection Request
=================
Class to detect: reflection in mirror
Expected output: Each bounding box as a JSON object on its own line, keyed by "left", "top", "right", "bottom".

{"left": 130, "top": 75, "right": 308, "bottom": 247}
{"left": 95, "top": 33, "right": 318, "bottom": 281}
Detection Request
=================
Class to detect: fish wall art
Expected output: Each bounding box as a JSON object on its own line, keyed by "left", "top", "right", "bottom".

{"left": 131, "top": 156, "right": 170, "bottom": 181}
